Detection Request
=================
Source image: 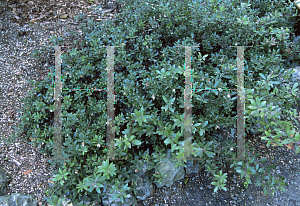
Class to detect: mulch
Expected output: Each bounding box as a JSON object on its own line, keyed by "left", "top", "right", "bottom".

{"left": 1, "top": 0, "right": 300, "bottom": 205}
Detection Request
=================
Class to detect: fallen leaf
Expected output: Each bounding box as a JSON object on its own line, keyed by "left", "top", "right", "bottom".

{"left": 29, "top": 137, "right": 36, "bottom": 142}
{"left": 284, "top": 143, "right": 294, "bottom": 150}
{"left": 23, "top": 169, "right": 33, "bottom": 175}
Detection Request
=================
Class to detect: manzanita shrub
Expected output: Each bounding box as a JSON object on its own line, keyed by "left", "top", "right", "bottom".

{"left": 5, "top": 0, "right": 300, "bottom": 205}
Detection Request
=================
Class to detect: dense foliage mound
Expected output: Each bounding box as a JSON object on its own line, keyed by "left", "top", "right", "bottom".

{"left": 5, "top": 0, "right": 300, "bottom": 205}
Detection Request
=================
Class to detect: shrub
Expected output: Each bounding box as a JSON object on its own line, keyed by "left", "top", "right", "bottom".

{"left": 5, "top": 0, "right": 300, "bottom": 205}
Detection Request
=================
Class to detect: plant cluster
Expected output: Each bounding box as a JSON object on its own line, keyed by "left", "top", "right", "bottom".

{"left": 5, "top": 0, "right": 300, "bottom": 205}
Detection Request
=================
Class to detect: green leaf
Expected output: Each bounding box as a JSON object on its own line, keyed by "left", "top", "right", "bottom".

{"left": 280, "top": 139, "right": 293, "bottom": 145}
{"left": 125, "top": 141, "right": 131, "bottom": 149}
{"left": 236, "top": 168, "right": 242, "bottom": 174}
{"left": 295, "top": 145, "right": 300, "bottom": 154}
{"left": 249, "top": 99, "right": 256, "bottom": 106}
{"left": 203, "top": 121, "right": 208, "bottom": 128}
{"left": 214, "top": 186, "right": 219, "bottom": 193}
{"left": 171, "top": 144, "right": 177, "bottom": 152}
{"left": 222, "top": 186, "right": 227, "bottom": 191}
{"left": 292, "top": 83, "right": 298, "bottom": 89}
{"left": 89, "top": 185, "right": 95, "bottom": 193}
{"left": 131, "top": 139, "right": 142, "bottom": 146}
{"left": 261, "top": 136, "right": 270, "bottom": 141}
{"left": 163, "top": 95, "right": 168, "bottom": 103}
{"left": 259, "top": 73, "right": 266, "bottom": 79}
{"left": 204, "top": 151, "right": 215, "bottom": 157}
{"left": 255, "top": 96, "right": 261, "bottom": 106}
{"left": 264, "top": 130, "right": 270, "bottom": 136}
{"left": 164, "top": 138, "right": 172, "bottom": 146}
{"left": 211, "top": 181, "right": 218, "bottom": 186}
{"left": 200, "top": 129, "right": 205, "bottom": 136}
{"left": 214, "top": 80, "right": 219, "bottom": 88}
{"left": 248, "top": 106, "right": 257, "bottom": 110}
{"left": 111, "top": 192, "right": 119, "bottom": 203}
{"left": 241, "top": 171, "right": 245, "bottom": 179}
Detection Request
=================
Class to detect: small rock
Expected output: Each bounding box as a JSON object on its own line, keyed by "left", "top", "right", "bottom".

{"left": 59, "top": 14, "right": 68, "bottom": 19}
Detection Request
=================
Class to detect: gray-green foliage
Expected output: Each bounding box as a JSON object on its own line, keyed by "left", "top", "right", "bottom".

{"left": 5, "top": 0, "right": 300, "bottom": 205}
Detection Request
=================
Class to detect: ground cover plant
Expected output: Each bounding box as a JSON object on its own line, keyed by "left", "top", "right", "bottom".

{"left": 4, "top": 0, "right": 300, "bottom": 205}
